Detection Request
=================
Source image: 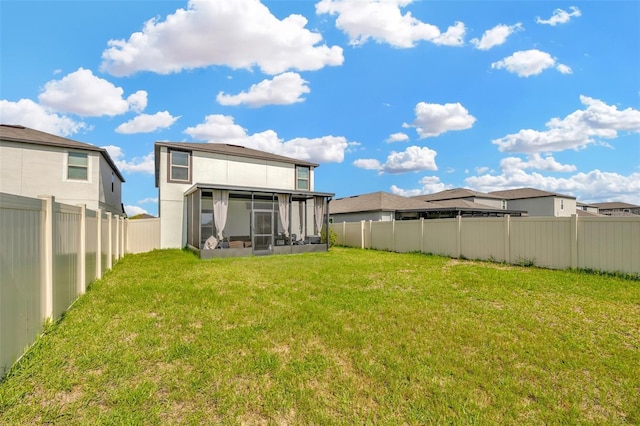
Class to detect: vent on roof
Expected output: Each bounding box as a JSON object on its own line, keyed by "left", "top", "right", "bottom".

{"left": 1, "top": 124, "right": 26, "bottom": 129}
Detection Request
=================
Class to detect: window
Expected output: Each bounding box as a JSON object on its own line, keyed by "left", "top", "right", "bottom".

{"left": 169, "top": 150, "right": 191, "bottom": 183}
{"left": 111, "top": 172, "right": 115, "bottom": 192}
{"left": 68, "top": 152, "right": 88, "bottom": 180}
{"left": 561, "top": 199, "right": 564, "bottom": 210}
{"left": 296, "top": 165, "right": 309, "bottom": 190}
{"left": 501, "top": 200, "right": 507, "bottom": 210}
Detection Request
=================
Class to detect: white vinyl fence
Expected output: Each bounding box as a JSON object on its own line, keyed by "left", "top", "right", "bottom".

{"left": 331, "top": 215, "right": 640, "bottom": 276}
{"left": 0, "top": 193, "right": 127, "bottom": 379}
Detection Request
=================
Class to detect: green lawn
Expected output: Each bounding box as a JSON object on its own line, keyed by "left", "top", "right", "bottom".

{"left": 1, "top": 248, "right": 638, "bottom": 424}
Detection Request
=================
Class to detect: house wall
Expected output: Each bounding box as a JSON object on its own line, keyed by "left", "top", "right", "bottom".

{"left": 473, "top": 197, "right": 504, "bottom": 209}
{"left": 98, "top": 155, "right": 124, "bottom": 214}
{"left": 0, "top": 140, "right": 122, "bottom": 214}
{"left": 330, "top": 211, "right": 393, "bottom": 223}
{"left": 158, "top": 146, "right": 317, "bottom": 248}
{"left": 505, "top": 196, "right": 575, "bottom": 217}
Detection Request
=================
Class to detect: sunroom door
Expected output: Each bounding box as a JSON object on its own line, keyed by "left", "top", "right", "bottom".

{"left": 252, "top": 210, "right": 273, "bottom": 254}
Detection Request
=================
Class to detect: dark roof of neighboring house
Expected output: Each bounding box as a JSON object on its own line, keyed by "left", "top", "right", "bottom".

{"left": 489, "top": 187, "right": 576, "bottom": 200}
{"left": 0, "top": 124, "right": 125, "bottom": 181}
{"left": 331, "top": 191, "right": 436, "bottom": 214}
{"left": 331, "top": 191, "right": 525, "bottom": 215}
{"left": 412, "top": 187, "right": 504, "bottom": 202}
{"left": 575, "top": 209, "right": 603, "bottom": 217}
{"left": 590, "top": 202, "right": 640, "bottom": 210}
{"left": 576, "top": 201, "right": 598, "bottom": 207}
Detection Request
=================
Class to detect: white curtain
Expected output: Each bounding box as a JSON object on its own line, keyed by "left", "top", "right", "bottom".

{"left": 277, "top": 194, "right": 290, "bottom": 237}
{"left": 213, "top": 190, "right": 229, "bottom": 240}
{"left": 314, "top": 196, "right": 326, "bottom": 235}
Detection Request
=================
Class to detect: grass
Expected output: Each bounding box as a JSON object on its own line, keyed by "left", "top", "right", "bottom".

{"left": 1, "top": 247, "right": 639, "bottom": 424}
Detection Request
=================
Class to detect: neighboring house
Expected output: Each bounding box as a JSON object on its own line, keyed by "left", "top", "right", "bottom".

{"left": 330, "top": 191, "right": 524, "bottom": 223}
{"left": 0, "top": 124, "right": 124, "bottom": 215}
{"left": 412, "top": 187, "right": 508, "bottom": 210}
{"left": 154, "top": 141, "right": 334, "bottom": 257}
{"left": 576, "top": 202, "right": 601, "bottom": 216}
{"left": 488, "top": 188, "right": 576, "bottom": 217}
{"left": 590, "top": 202, "right": 640, "bottom": 216}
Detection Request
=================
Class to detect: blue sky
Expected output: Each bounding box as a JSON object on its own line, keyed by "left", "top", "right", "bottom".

{"left": 1, "top": 0, "right": 638, "bottom": 216}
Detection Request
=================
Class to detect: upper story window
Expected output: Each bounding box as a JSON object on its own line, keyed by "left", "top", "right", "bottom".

{"left": 169, "top": 149, "right": 191, "bottom": 183}
{"left": 296, "top": 165, "right": 309, "bottom": 190}
{"left": 561, "top": 199, "right": 564, "bottom": 210}
{"left": 501, "top": 200, "right": 507, "bottom": 210}
{"left": 68, "top": 152, "right": 88, "bottom": 180}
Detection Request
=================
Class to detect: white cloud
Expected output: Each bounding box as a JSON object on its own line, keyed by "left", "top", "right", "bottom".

{"left": 536, "top": 6, "right": 581, "bottom": 26}
{"left": 386, "top": 132, "right": 409, "bottom": 143}
{"left": 115, "top": 111, "right": 180, "bottom": 134}
{"left": 103, "top": 145, "right": 155, "bottom": 174}
{"left": 216, "top": 72, "right": 310, "bottom": 107}
{"left": 500, "top": 153, "right": 576, "bottom": 173}
{"left": 405, "top": 101, "right": 476, "bottom": 138}
{"left": 493, "top": 95, "right": 640, "bottom": 153}
{"left": 124, "top": 205, "right": 150, "bottom": 216}
{"left": 466, "top": 169, "right": 640, "bottom": 205}
{"left": 316, "top": 0, "right": 465, "bottom": 48}
{"left": 353, "top": 158, "right": 381, "bottom": 170}
{"left": 354, "top": 145, "right": 438, "bottom": 174}
{"left": 101, "top": 0, "right": 343, "bottom": 76}
{"left": 491, "top": 49, "right": 567, "bottom": 77}
{"left": 0, "top": 98, "right": 87, "bottom": 136}
{"left": 184, "top": 114, "right": 351, "bottom": 163}
{"left": 471, "top": 23, "right": 522, "bottom": 50}
{"left": 137, "top": 197, "right": 158, "bottom": 204}
{"left": 38, "top": 68, "right": 147, "bottom": 116}
{"left": 390, "top": 176, "right": 451, "bottom": 196}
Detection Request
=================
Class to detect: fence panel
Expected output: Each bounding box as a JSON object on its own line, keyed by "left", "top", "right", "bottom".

{"left": 100, "top": 212, "right": 109, "bottom": 275}
{"left": 578, "top": 217, "right": 640, "bottom": 275}
{"left": 370, "top": 221, "right": 394, "bottom": 251}
{"left": 422, "top": 218, "right": 458, "bottom": 257}
{"left": 342, "top": 222, "right": 364, "bottom": 248}
{"left": 0, "top": 194, "right": 45, "bottom": 378}
{"left": 52, "top": 203, "right": 81, "bottom": 319}
{"left": 460, "top": 217, "right": 506, "bottom": 262}
{"left": 508, "top": 217, "right": 572, "bottom": 269}
{"left": 394, "top": 221, "right": 421, "bottom": 253}
{"left": 127, "top": 218, "right": 161, "bottom": 254}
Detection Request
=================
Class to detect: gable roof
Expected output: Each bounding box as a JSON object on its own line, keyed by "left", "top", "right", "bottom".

{"left": 590, "top": 202, "right": 640, "bottom": 209}
{"left": 331, "top": 191, "right": 438, "bottom": 214}
{"left": 488, "top": 187, "right": 575, "bottom": 200}
{"left": 411, "top": 187, "right": 503, "bottom": 202}
{"left": 0, "top": 124, "right": 125, "bottom": 181}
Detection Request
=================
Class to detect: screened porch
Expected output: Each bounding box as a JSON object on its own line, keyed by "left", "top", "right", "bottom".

{"left": 185, "top": 185, "right": 333, "bottom": 258}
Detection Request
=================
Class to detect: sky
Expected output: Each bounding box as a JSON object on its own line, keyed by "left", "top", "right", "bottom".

{"left": 1, "top": 0, "right": 639, "bottom": 217}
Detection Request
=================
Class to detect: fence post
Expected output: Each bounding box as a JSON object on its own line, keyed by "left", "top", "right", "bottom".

{"left": 368, "top": 220, "right": 373, "bottom": 249}
{"left": 570, "top": 214, "right": 578, "bottom": 269}
{"left": 107, "top": 212, "right": 113, "bottom": 270}
{"left": 114, "top": 215, "right": 120, "bottom": 260}
{"left": 78, "top": 204, "right": 86, "bottom": 294}
{"left": 456, "top": 215, "right": 462, "bottom": 259}
{"left": 96, "top": 209, "right": 102, "bottom": 279}
{"left": 503, "top": 215, "right": 510, "bottom": 264}
{"left": 39, "top": 195, "right": 54, "bottom": 321}
{"left": 420, "top": 218, "right": 424, "bottom": 253}
{"left": 359, "top": 220, "right": 364, "bottom": 249}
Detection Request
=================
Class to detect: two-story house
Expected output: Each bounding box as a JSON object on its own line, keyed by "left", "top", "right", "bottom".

{"left": 154, "top": 141, "right": 334, "bottom": 257}
{"left": 489, "top": 188, "right": 576, "bottom": 217}
{"left": 0, "top": 124, "right": 124, "bottom": 215}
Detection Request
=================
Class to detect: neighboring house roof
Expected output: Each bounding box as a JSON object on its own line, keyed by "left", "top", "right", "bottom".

{"left": 590, "top": 202, "right": 640, "bottom": 210}
{"left": 576, "top": 209, "right": 604, "bottom": 217}
{"left": 331, "top": 191, "right": 438, "bottom": 214}
{"left": 489, "top": 187, "right": 576, "bottom": 200}
{"left": 411, "top": 187, "right": 503, "bottom": 202}
{"left": 331, "top": 191, "right": 525, "bottom": 216}
{"left": 0, "top": 124, "right": 125, "bottom": 182}
{"left": 576, "top": 201, "right": 598, "bottom": 208}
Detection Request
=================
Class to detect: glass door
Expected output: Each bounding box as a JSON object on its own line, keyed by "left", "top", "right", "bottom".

{"left": 253, "top": 210, "right": 273, "bottom": 254}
